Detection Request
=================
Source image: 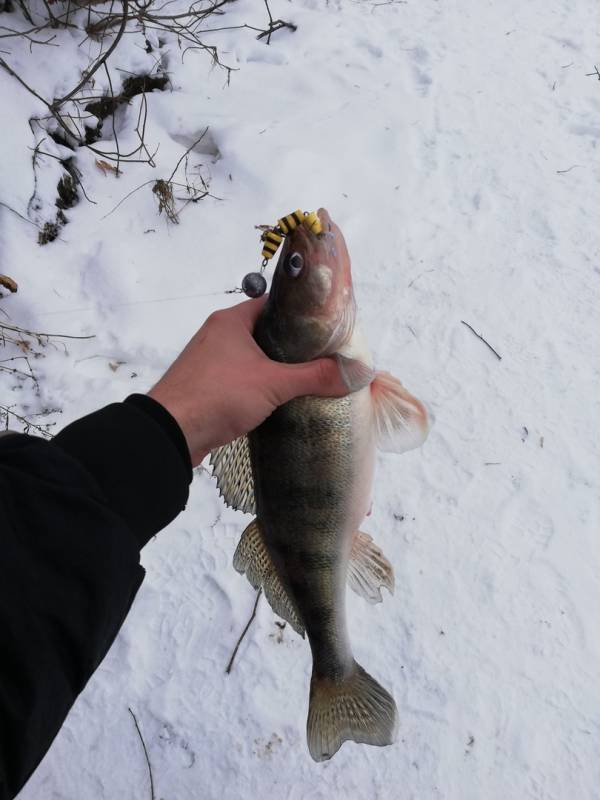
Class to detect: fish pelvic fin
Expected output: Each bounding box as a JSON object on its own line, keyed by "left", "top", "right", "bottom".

{"left": 370, "top": 370, "right": 430, "bottom": 454}
{"left": 307, "top": 662, "right": 398, "bottom": 762}
{"left": 348, "top": 531, "right": 394, "bottom": 604}
{"left": 210, "top": 435, "right": 255, "bottom": 514}
{"left": 233, "top": 519, "right": 305, "bottom": 637}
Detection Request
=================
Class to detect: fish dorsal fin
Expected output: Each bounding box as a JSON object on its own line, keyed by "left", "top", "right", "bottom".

{"left": 370, "top": 370, "right": 430, "bottom": 454}
{"left": 233, "top": 519, "right": 305, "bottom": 637}
{"left": 348, "top": 531, "right": 394, "bottom": 604}
{"left": 210, "top": 435, "right": 255, "bottom": 514}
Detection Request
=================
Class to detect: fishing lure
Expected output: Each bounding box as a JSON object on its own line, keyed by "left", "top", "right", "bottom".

{"left": 241, "top": 209, "right": 323, "bottom": 298}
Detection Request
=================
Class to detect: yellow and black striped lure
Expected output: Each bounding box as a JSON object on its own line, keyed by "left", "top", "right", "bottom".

{"left": 242, "top": 209, "right": 323, "bottom": 298}
{"left": 260, "top": 209, "right": 322, "bottom": 263}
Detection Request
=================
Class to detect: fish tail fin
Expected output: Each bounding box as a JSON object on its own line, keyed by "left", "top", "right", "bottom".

{"left": 306, "top": 662, "right": 397, "bottom": 762}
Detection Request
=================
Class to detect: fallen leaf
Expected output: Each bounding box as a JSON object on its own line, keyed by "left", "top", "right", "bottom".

{"left": 0, "top": 275, "right": 18, "bottom": 293}
{"left": 95, "top": 159, "right": 121, "bottom": 177}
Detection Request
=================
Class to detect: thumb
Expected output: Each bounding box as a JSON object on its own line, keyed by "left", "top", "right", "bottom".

{"left": 270, "top": 357, "right": 349, "bottom": 404}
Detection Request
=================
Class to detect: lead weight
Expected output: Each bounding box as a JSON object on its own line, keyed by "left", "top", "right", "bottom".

{"left": 242, "top": 272, "right": 267, "bottom": 298}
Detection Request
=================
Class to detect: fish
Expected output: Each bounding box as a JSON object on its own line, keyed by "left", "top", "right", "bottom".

{"left": 211, "top": 208, "right": 429, "bottom": 761}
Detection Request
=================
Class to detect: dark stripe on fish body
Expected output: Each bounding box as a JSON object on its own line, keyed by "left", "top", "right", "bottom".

{"left": 250, "top": 392, "right": 355, "bottom": 678}
{"left": 302, "top": 602, "right": 336, "bottom": 628}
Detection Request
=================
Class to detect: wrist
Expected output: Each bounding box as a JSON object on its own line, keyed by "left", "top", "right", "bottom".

{"left": 146, "top": 388, "right": 208, "bottom": 467}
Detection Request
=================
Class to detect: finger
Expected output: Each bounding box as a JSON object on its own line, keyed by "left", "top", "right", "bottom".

{"left": 270, "top": 357, "right": 349, "bottom": 404}
{"left": 229, "top": 294, "right": 268, "bottom": 331}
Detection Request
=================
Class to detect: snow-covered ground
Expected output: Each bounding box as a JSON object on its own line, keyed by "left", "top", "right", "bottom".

{"left": 2, "top": 0, "right": 600, "bottom": 797}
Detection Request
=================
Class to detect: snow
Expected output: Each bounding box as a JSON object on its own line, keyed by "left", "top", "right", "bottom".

{"left": 1, "top": 0, "right": 599, "bottom": 797}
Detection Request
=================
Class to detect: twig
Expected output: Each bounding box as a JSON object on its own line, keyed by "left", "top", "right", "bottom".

{"left": 460, "top": 320, "right": 502, "bottom": 361}
{"left": 263, "top": 0, "right": 273, "bottom": 35}
{"left": 585, "top": 65, "right": 600, "bottom": 80}
{"left": 0, "top": 405, "right": 57, "bottom": 438}
{"left": 0, "top": 24, "right": 58, "bottom": 46}
{"left": 101, "top": 179, "right": 155, "bottom": 219}
{"left": 258, "top": 0, "right": 296, "bottom": 43}
{"left": 103, "top": 61, "right": 121, "bottom": 175}
{"left": 0, "top": 355, "right": 39, "bottom": 388}
{"left": 0, "top": 55, "right": 54, "bottom": 111}
{"left": 556, "top": 165, "right": 583, "bottom": 174}
{"left": 407, "top": 268, "right": 434, "bottom": 288}
{"left": 128, "top": 707, "right": 155, "bottom": 800}
{"left": 0, "top": 201, "right": 40, "bottom": 228}
{"left": 225, "top": 589, "right": 261, "bottom": 674}
{"left": 256, "top": 19, "right": 296, "bottom": 41}
{"left": 168, "top": 127, "right": 209, "bottom": 182}
{"left": 0, "top": 56, "right": 82, "bottom": 143}
{"left": 15, "top": 0, "right": 34, "bottom": 25}
{"left": 0, "top": 322, "right": 95, "bottom": 340}
{"left": 53, "top": 0, "right": 130, "bottom": 108}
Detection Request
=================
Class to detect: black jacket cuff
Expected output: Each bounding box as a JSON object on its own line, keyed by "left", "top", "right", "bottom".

{"left": 52, "top": 397, "right": 192, "bottom": 548}
{"left": 124, "top": 394, "right": 193, "bottom": 475}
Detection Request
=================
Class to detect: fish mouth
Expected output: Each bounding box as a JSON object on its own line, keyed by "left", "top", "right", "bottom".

{"left": 309, "top": 210, "right": 355, "bottom": 355}
{"left": 317, "top": 207, "right": 333, "bottom": 233}
{"left": 292, "top": 208, "right": 335, "bottom": 247}
{"left": 312, "top": 208, "right": 356, "bottom": 356}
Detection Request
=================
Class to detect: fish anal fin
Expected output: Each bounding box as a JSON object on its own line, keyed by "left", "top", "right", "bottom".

{"left": 307, "top": 662, "right": 397, "bottom": 762}
{"left": 348, "top": 531, "right": 394, "bottom": 604}
{"left": 371, "top": 370, "right": 430, "bottom": 453}
{"left": 210, "top": 435, "right": 255, "bottom": 514}
{"left": 233, "top": 519, "right": 305, "bottom": 637}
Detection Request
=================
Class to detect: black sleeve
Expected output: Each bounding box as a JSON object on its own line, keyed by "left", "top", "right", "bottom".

{"left": 0, "top": 395, "right": 192, "bottom": 800}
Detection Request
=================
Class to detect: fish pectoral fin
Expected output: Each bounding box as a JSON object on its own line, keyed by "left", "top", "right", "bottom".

{"left": 233, "top": 519, "right": 305, "bottom": 637}
{"left": 307, "top": 661, "right": 397, "bottom": 762}
{"left": 209, "top": 435, "right": 255, "bottom": 514}
{"left": 370, "top": 370, "right": 430, "bottom": 453}
{"left": 348, "top": 531, "right": 394, "bottom": 604}
{"left": 335, "top": 353, "right": 375, "bottom": 393}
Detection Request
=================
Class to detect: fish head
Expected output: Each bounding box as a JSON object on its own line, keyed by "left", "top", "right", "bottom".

{"left": 258, "top": 208, "right": 356, "bottom": 363}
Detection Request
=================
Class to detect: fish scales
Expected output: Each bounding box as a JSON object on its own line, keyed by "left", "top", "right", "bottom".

{"left": 250, "top": 392, "right": 357, "bottom": 677}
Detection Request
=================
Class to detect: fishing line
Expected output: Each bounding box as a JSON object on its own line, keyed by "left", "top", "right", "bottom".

{"left": 35, "top": 209, "right": 323, "bottom": 317}
{"left": 34, "top": 289, "right": 234, "bottom": 317}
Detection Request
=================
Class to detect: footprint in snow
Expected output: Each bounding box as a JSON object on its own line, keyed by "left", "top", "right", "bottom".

{"left": 157, "top": 720, "right": 196, "bottom": 768}
{"left": 253, "top": 733, "right": 283, "bottom": 758}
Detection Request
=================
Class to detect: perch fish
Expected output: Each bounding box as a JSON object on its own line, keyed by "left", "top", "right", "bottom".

{"left": 211, "top": 208, "right": 429, "bottom": 761}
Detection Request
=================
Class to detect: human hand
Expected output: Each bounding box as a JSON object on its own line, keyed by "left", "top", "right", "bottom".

{"left": 148, "top": 297, "right": 349, "bottom": 466}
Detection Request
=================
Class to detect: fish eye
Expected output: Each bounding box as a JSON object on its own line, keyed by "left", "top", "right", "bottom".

{"left": 285, "top": 251, "right": 304, "bottom": 278}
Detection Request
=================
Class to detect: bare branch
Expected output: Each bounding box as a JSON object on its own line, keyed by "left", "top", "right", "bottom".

{"left": 0, "top": 200, "right": 40, "bottom": 228}
{"left": 52, "top": 0, "right": 130, "bottom": 108}
{"left": 128, "top": 708, "right": 155, "bottom": 800}
{"left": 168, "top": 126, "right": 208, "bottom": 182}
{"left": 0, "top": 321, "right": 95, "bottom": 340}
{"left": 460, "top": 320, "right": 502, "bottom": 361}
{"left": 225, "top": 589, "right": 261, "bottom": 674}
{"left": 101, "top": 179, "right": 155, "bottom": 219}
{"left": 0, "top": 405, "right": 58, "bottom": 438}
